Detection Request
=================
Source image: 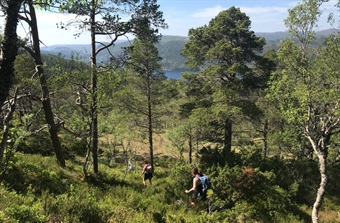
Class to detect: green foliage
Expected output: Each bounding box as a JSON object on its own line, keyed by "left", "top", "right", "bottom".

{"left": 1, "top": 146, "right": 339, "bottom": 222}
{"left": 47, "top": 184, "right": 104, "bottom": 222}
{"left": 166, "top": 163, "right": 193, "bottom": 200}
{"left": 16, "top": 131, "right": 53, "bottom": 155}
{"left": 266, "top": 1, "right": 340, "bottom": 220}
{"left": 164, "top": 125, "right": 188, "bottom": 160}
{"left": 62, "top": 136, "right": 87, "bottom": 158}
{"left": 0, "top": 183, "right": 47, "bottom": 223}
{"left": 208, "top": 164, "right": 304, "bottom": 222}
{"left": 198, "top": 145, "right": 242, "bottom": 168}
{"left": 5, "top": 2, "right": 340, "bottom": 222}
{"left": 179, "top": 6, "right": 276, "bottom": 154}
{"left": 6, "top": 203, "right": 47, "bottom": 223}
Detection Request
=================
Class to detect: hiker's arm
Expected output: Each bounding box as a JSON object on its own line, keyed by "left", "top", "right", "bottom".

{"left": 185, "top": 178, "right": 198, "bottom": 193}
{"left": 140, "top": 166, "right": 145, "bottom": 176}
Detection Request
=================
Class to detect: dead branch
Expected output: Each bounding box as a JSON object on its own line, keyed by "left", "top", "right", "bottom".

{"left": 0, "top": 88, "right": 18, "bottom": 162}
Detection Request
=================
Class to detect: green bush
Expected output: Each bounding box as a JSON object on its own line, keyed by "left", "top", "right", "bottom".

{"left": 6, "top": 203, "right": 47, "bottom": 223}
{"left": 0, "top": 147, "right": 338, "bottom": 222}
{"left": 0, "top": 185, "right": 47, "bottom": 223}
{"left": 16, "top": 131, "right": 54, "bottom": 156}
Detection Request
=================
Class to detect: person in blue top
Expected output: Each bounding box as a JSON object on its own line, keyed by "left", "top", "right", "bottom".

{"left": 185, "top": 167, "right": 205, "bottom": 205}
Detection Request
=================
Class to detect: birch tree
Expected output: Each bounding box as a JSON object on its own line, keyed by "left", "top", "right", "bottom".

{"left": 267, "top": 0, "right": 340, "bottom": 222}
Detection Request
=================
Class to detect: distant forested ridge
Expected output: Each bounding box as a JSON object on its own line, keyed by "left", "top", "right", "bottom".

{"left": 41, "top": 29, "right": 337, "bottom": 71}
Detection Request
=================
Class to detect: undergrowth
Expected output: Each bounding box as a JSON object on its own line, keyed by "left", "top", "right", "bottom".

{"left": 0, "top": 151, "right": 339, "bottom": 223}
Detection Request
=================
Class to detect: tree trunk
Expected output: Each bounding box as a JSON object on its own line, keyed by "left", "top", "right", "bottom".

{"left": 307, "top": 135, "right": 328, "bottom": 223}
{"left": 262, "top": 119, "right": 268, "bottom": 159}
{"left": 0, "top": 0, "right": 24, "bottom": 109}
{"left": 223, "top": 118, "right": 232, "bottom": 153}
{"left": 90, "top": 3, "right": 98, "bottom": 173}
{"left": 188, "top": 133, "right": 192, "bottom": 164}
{"left": 311, "top": 150, "right": 327, "bottom": 223}
{"left": 147, "top": 75, "right": 154, "bottom": 170}
{"left": 28, "top": 1, "right": 65, "bottom": 167}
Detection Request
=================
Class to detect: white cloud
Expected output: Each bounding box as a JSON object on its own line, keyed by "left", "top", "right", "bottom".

{"left": 36, "top": 12, "right": 87, "bottom": 33}
{"left": 15, "top": 11, "right": 116, "bottom": 45}
{"left": 240, "top": 6, "right": 288, "bottom": 15}
{"left": 14, "top": 11, "right": 89, "bottom": 45}
{"left": 188, "top": 5, "right": 289, "bottom": 33}
{"left": 288, "top": 1, "right": 300, "bottom": 7}
{"left": 192, "top": 5, "right": 288, "bottom": 19}
{"left": 192, "top": 5, "right": 225, "bottom": 18}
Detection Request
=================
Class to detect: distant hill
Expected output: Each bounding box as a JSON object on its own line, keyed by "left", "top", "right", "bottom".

{"left": 256, "top": 31, "right": 289, "bottom": 41}
{"left": 41, "top": 29, "right": 338, "bottom": 71}
{"left": 256, "top": 28, "right": 338, "bottom": 40}
{"left": 41, "top": 35, "right": 190, "bottom": 70}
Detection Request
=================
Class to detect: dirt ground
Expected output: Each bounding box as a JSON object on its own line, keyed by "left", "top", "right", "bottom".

{"left": 99, "top": 133, "right": 176, "bottom": 163}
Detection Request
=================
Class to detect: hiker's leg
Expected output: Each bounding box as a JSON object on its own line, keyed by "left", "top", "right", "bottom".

{"left": 149, "top": 173, "right": 153, "bottom": 185}
{"left": 191, "top": 191, "right": 199, "bottom": 205}
{"left": 143, "top": 175, "right": 147, "bottom": 186}
{"left": 201, "top": 191, "right": 207, "bottom": 200}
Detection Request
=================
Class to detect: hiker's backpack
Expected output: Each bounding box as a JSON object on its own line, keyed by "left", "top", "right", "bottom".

{"left": 146, "top": 164, "right": 152, "bottom": 173}
{"left": 198, "top": 174, "right": 211, "bottom": 192}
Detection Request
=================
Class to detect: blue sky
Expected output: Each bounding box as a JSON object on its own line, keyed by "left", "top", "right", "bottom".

{"left": 14, "top": 0, "right": 339, "bottom": 46}
{"left": 159, "top": 0, "right": 291, "bottom": 36}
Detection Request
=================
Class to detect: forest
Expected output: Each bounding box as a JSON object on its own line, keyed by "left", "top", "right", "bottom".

{"left": 0, "top": 0, "right": 340, "bottom": 222}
